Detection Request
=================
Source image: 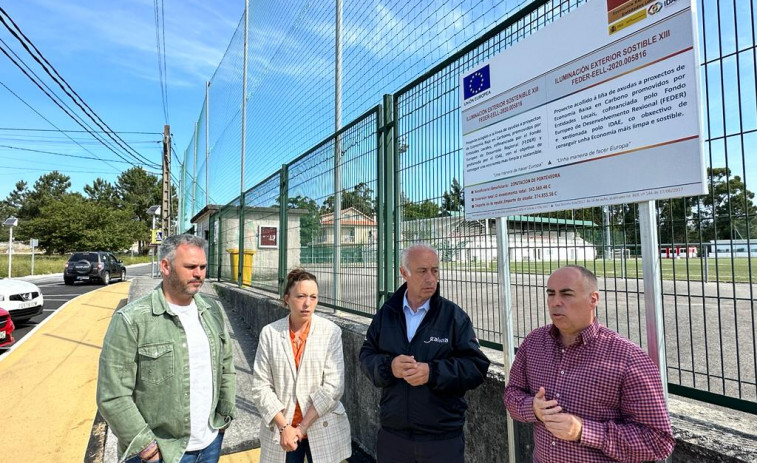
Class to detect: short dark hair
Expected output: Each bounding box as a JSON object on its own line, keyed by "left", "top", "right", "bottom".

{"left": 159, "top": 234, "right": 206, "bottom": 263}
{"left": 562, "top": 265, "right": 598, "bottom": 291}
{"left": 282, "top": 268, "right": 318, "bottom": 299}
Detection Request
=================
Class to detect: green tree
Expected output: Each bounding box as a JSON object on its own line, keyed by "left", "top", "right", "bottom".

{"left": 657, "top": 197, "right": 697, "bottom": 245}
{"left": 0, "top": 181, "right": 27, "bottom": 241}
{"left": 695, "top": 167, "right": 757, "bottom": 240}
{"left": 321, "top": 182, "right": 376, "bottom": 216}
{"left": 18, "top": 171, "right": 71, "bottom": 220}
{"left": 24, "top": 194, "right": 139, "bottom": 254}
{"left": 401, "top": 192, "right": 440, "bottom": 219}
{"left": 441, "top": 177, "right": 464, "bottom": 215}
{"left": 287, "top": 195, "right": 321, "bottom": 245}
{"left": 85, "top": 178, "right": 120, "bottom": 205}
{"left": 116, "top": 167, "right": 162, "bottom": 252}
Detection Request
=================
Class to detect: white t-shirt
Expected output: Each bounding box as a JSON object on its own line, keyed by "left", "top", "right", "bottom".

{"left": 169, "top": 301, "right": 218, "bottom": 451}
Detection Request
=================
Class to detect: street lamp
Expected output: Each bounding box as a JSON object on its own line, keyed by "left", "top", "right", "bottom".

{"left": 3, "top": 216, "right": 18, "bottom": 278}
{"left": 147, "top": 205, "right": 161, "bottom": 277}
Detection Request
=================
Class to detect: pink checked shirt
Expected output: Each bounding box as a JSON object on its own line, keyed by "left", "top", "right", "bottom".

{"left": 504, "top": 319, "right": 675, "bottom": 462}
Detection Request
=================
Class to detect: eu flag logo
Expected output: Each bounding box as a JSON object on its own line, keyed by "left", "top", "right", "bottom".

{"left": 463, "top": 65, "right": 491, "bottom": 100}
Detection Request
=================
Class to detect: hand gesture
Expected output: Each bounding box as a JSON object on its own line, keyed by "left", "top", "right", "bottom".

{"left": 532, "top": 387, "right": 561, "bottom": 422}
{"left": 279, "top": 425, "right": 299, "bottom": 452}
{"left": 533, "top": 387, "right": 582, "bottom": 442}
{"left": 542, "top": 411, "right": 583, "bottom": 442}
{"left": 403, "top": 361, "right": 430, "bottom": 386}
{"left": 391, "top": 354, "right": 417, "bottom": 379}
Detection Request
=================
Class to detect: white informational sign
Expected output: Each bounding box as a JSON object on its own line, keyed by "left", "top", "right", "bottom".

{"left": 460, "top": 0, "right": 706, "bottom": 219}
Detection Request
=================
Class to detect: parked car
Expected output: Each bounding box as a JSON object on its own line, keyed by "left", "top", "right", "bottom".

{"left": 0, "top": 306, "right": 15, "bottom": 348}
{"left": 0, "top": 278, "right": 44, "bottom": 324}
{"left": 64, "top": 251, "right": 126, "bottom": 285}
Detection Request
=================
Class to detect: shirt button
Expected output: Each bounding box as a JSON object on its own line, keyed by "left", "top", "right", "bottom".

{"left": 555, "top": 393, "right": 560, "bottom": 398}
{"left": 552, "top": 441, "right": 556, "bottom": 446}
{"left": 561, "top": 349, "right": 565, "bottom": 353}
{"left": 183, "top": 343, "right": 187, "bottom": 348}
{"left": 560, "top": 370, "right": 565, "bottom": 375}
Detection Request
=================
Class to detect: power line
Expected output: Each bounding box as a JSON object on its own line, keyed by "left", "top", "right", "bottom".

{"left": 0, "top": 144, "right": 138, "bottom": 164}
{"left": 0, "top": 165, "right": 123, "bottom": 175}
{"left": 0, "top": 37, "right": 132, "bottom": 164}
{"left": 0, "top": 127, "right": 162, "bottom": 135}
{"left": 0, "top": 7, "right": 159, "bottom": 168}
{"left": 0, "top": 79, "right": 127, "bottom": 173}
{"left": 0, "top": 7, "right": 156, "bottom": 166}
{"left": 0, "top": 45, "right": 149, "bottom": 169}
{"left": 0, "top": 137, "right": 161, "bottom": 145}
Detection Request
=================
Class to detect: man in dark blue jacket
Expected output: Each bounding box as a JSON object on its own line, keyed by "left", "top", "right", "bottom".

{"left": 360, "top": 243, "right": 490, "bottom": 463}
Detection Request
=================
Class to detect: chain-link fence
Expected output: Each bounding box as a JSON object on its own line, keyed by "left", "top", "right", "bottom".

{"left": 192, "top": 0, "right": 756, "bottom": 412}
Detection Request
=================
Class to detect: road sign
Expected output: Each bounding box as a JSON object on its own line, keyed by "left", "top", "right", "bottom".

{"left": 151, "top": 229, "right": 164, "bottom": 245}
{"left": 30, "top": 239, "right": 38, "bottom": 247}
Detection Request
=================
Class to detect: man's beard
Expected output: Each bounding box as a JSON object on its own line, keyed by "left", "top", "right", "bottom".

{"left": 169, "top": 269, "right": 203, "bottom": 296}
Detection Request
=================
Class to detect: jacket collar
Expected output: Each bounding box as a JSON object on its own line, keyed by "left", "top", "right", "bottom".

{"left": 150, "top": 282, "right": 208, "bottom": 316}
{"left": 386, "top": 281, "right": 441, "bottom": 312}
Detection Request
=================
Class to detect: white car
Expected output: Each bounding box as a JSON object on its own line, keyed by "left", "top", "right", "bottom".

{"left": 0, "top": 278, "right": 44, "bottom": 324}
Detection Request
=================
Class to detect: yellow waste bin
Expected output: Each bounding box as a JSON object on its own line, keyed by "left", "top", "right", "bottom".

{"left": 227, "top": 249, "right": 256, "bottom": 285}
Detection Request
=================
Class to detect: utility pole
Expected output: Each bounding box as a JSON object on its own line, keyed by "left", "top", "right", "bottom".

{"left": 162, "top": 125, "right": 171, "bottom": 237}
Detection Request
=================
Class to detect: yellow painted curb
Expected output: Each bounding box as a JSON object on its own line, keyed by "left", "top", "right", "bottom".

{"left": 0, "top": 281, "right": 129, "bottom": 462}
{"left": 220, "top": 448, "right": 261, "bottom": 462}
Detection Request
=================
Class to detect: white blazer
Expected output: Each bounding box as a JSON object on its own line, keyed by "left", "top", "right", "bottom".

{"left": 251, "top": 314, "right": 351, "bottom": 463}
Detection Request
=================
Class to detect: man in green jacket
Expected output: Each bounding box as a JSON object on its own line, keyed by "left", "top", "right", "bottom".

{"left": 97, "top": 234, "right": 236, "bottom": 463}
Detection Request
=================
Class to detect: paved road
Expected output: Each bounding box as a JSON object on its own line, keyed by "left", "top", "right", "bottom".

{"left": 2, "top": 263, "right": 152, "bottom": 352}
{"left": 0, "top": 269, "right": 263, "bottom": 463}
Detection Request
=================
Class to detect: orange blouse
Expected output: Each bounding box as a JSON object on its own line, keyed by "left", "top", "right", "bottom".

{"left": 289, "top": 319, "right": 311, "bottom": 429}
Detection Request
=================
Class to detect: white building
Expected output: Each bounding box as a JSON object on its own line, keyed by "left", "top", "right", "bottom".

{"left": 402, "top": 213, "right": 597, "bottom": 263}
{"left": 708, "top": 239, "right": 757, "bottom": 258}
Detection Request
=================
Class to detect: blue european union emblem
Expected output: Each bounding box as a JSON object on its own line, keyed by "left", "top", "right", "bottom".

{"left": 463, "top": 65, "right": 491, "bottom": 100}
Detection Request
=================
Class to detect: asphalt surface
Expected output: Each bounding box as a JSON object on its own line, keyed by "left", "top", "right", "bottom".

{"left": 0, "top": 269, "right": 372, "bottom": 463}
{"left": 1, "top": 263, "right": 153, "bottom": 350}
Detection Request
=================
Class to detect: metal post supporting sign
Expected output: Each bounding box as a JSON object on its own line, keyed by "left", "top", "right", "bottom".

{"left": 496, "top": 217, "right": 517, "bottom": 463}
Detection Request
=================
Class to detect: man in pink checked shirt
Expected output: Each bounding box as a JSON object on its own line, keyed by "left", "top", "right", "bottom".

{"left": 504, "top": 265, "right": 675, "bottom": 462}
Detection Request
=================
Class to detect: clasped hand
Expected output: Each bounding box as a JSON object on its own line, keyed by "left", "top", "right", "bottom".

{"left": 391, "top": 354, "right": 429, "bottom": 386}
{"left": 532, "top": 386, "right": 583, "bottom": 442}
{"left": 279, "top": 425, "right": 304, "bottom": 452}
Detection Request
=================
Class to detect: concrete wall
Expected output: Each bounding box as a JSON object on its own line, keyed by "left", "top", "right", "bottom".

{"left": 215, "top": 284, "right": 757, "bottom": 463}
{"left": 218, "top": 210, "right": 304, "bottom": 281}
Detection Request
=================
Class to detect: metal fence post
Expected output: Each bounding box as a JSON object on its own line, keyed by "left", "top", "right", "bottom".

{"left": 279, "top": 165, "right": 289, "bottom": 296}
{"left": 639, "top": 200, "right": 671, "bottom": 463}
{"left": 237, "top": 0, "right": 249, "bottom": 288}
{"left": 377, "top": 102, "right": 386, "bottom": 307}
{"left": 205, "top": 81, "right": 210, "bottom": 207}
{"left": 383, "top": 94, "right": 397, "bottom": 294}
{"left": 496, "top": 217, "right": 518, "bottom": 463}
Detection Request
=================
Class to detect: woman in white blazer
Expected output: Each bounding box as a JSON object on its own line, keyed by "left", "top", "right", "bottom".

{"left": 251, "top": 268, "right": 351, "bottom": 463}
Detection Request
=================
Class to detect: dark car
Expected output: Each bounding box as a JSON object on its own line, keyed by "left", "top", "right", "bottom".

{"left": 64, "top": 251, "right": 126, "bottom": 285}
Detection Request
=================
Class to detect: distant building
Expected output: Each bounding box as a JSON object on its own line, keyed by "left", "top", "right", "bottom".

{"left": 319, "top": 207, "right": 377, "bottom": 245}
{"left": 402, "top": 212, "right": 597, "bottom": 263}
{"left": 660, "top": 245, "right": 698, "bottom": 259}
{"left": 708, "top": 239, "right": 757, "bottom": 258}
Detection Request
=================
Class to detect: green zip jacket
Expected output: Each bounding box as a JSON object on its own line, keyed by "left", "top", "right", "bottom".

{"left": 96, "top": 284, "right": 236, "bottom": 463}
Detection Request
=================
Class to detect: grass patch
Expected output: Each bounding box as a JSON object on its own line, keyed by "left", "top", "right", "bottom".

{"left": 0, "top": 253, "right": 152, "bottom": 278}
{"left": 506, "top": 257, "right": 757, "bottom": 283}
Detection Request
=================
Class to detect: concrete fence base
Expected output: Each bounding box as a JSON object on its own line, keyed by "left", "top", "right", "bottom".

{"left": 215, "top": 283, "right": 757, "bottom": 463}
